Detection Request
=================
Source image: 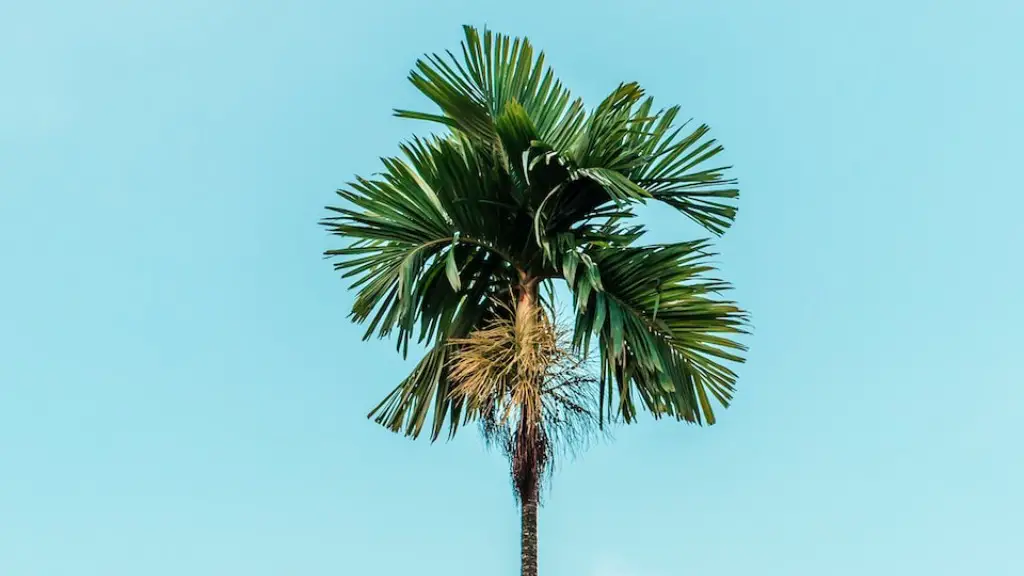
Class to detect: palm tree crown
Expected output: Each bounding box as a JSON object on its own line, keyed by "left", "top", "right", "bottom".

{"left": 323, "top": 24, "right": 748, "bottom": 450}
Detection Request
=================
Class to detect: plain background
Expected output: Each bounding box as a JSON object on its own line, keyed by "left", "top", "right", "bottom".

{"left": 2, "top": 0, "right": 1022, "bottom": 574}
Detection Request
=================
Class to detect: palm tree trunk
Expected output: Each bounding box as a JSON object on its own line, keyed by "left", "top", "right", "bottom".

{"left": 515, "top": 272, "right": 542, "bottom": 576}
{"left": 520, "top": 475, "right": 539, "bottom": 576}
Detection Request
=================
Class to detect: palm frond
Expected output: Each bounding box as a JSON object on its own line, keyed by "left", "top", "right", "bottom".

{"left": 565, "top": 85, "right": 740, "bottom": 235}
{"left": 396, "top": 25, "right": 586, "bottom": 152}
{"left": 568, "top": 240, "right": 749, "bottom": 425}
{"left": 322, "top": 134, "right": 522, "bottom": 354}
{"left": 367, "top": 285, "right": 515, "bottom": 440}
{"left": 628, "top": 110, "right": 739, "bottom": 235}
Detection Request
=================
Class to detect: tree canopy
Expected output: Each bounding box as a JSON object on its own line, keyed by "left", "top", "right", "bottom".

{"left": 323, "top": 25, "right": 749, "bottom": 442}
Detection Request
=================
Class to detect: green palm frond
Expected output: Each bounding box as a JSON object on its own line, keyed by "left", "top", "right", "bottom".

{"left": 367, "top": 278, "right": 516, "bottom": 441}
{"left": 322, "top": 134, "right": 522, "bottom": 355}
{"left": 568, "top": 240, "right": 748, "bottom": 425}
{"left": 545, "top": 82, "right": 739, "bottom": 235}
{"left": 396, "top": 26, "right": 586, "bottom": 150}
{"left": 627, "top": 108, "right": 739, "bottom": 235}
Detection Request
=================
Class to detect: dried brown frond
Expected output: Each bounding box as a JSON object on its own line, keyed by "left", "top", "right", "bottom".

{"left": 448, "top": 297, "right": 603, "bottom": 503}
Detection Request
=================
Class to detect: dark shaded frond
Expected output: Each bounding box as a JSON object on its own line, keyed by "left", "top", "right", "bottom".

{"left": 322, "top": 135, "right": 523, "bottom": 355}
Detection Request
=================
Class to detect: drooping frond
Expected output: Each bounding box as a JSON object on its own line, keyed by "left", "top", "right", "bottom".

{"left": 322, "top": 135, "right": 521, "bottom": 355}
{"left": 366, "top": 287, "right": 514, "bottom": 440}
{"left": 624, "top": 102, "right": 739, "bottom": 235}
{"left": 322, "top": 136, "right": 525, "bottom": 440}
{"left": 568, "top": 240, "right": 749, "bottom": 425}
{"left": 530, "top": 82, "right": 740, "bottom": 237}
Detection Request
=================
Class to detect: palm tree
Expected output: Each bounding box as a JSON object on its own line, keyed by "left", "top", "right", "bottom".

{"left": 322, "top": 25, "right": 749, "bottom": 576}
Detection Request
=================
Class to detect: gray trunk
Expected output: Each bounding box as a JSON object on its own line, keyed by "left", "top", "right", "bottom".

{"left": 520, "top": 477, "right": 539, "bottom": 576}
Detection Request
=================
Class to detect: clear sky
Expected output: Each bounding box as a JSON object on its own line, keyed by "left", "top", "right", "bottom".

{"left": 2, "top": 1, "right": 1021, "bottom": 575}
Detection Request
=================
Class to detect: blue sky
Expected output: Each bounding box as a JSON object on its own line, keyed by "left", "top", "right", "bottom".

{"left": 2, "top": 1, "right": 1022, "bottom": 575}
